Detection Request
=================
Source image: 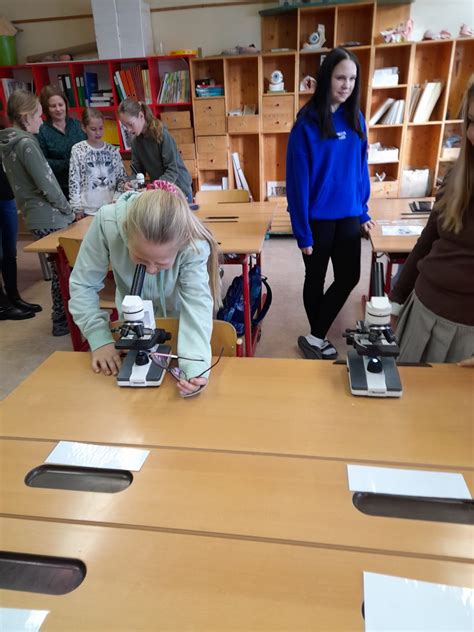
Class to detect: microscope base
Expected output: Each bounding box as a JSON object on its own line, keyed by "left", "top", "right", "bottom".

{"left": 117, "top": 344, "right": 171, "bottom": 387}
{"left": 347, "top": 350, "right": 402, "bottom": 398}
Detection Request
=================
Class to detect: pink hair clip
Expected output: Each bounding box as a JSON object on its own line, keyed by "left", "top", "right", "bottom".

{"left": 147, "top": 179, "right": 181, "bottom": 197}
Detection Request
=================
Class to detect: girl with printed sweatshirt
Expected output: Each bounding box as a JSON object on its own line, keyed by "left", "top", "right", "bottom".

{"left": 286, "top": 47, "right": 373, "bottom": 360}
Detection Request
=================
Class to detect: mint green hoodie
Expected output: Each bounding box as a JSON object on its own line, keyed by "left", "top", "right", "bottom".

{"left": 0, "top": 127, "right": 74, "bottom": 230}
{"left": 69, "top": 192, "right": 213, "bottom": 379}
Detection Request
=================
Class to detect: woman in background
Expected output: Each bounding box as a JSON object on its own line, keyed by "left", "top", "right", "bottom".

{"left": 390, "top": 79, "right": 474, "bottom": 366}
{"left": 37, "top": 85, "right": 86, "bottom": 199}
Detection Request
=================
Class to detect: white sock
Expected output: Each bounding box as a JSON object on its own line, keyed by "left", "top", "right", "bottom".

{"left": 305, "top": 334, "right": 324, "bottom": 347}
{"left": 305, "top": 335, "right": 336, "bottom": 356}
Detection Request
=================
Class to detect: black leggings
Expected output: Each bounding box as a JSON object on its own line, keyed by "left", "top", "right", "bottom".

{"left": 302, "top": 217, "right": 361, "bottom": 339}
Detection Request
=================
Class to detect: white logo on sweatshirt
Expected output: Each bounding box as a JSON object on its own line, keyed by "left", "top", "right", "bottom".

{"left": 336, "top": 131, "right": 347, "bottom": 140}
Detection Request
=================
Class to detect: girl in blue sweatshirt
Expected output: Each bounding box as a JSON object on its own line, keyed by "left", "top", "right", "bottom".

{"left": 286, "top": 47, "right": 373, "bottom": 360}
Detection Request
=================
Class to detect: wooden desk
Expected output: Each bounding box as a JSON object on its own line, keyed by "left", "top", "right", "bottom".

{"left": 367, "top": 197, "right": 435, "bottom": 292}
{"left": 1, "top": 439, "right": 472, "bottom": 562}
{"left": 24, "top": 202, "right": 275, "bottom": 356}
{"left": 2, "top": 353, "right": 473, "bottom": 469}
{"left": 1, "top": 517, "right": 472, "bottom": 631}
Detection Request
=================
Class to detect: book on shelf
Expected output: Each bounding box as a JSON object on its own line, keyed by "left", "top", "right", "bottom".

{"left": 102, "top": 118, "right": 120, "bottom": 146}
{"left": 84, "top": 72, "right": 99, "bottom": 106}
{"left": 231, "top": 152, "right": 253, "bottom": 200}
{"left": 57, "top": 74, "right": 76, "bottom": 107}
{"left": 158, "top": 70, "right": 190, "bottom": 104}
{"left": 114, "top": 66, "right": 150, "bottom": 104}
{"left": 75, "top": 76, "right": 86, "bottom": 106}
{"left": 372, "top": 67, "right": 399, "bottom": 88}
{"left": 411, "top": 81, "right": 444, "bottom": 123}
{"left": 369, "top": 98, "right": 395, "bottom": 125}
{"left": 379, "top": 99, "right": 405, "bottom": 125}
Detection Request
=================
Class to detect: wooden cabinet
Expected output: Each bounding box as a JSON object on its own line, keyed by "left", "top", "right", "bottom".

{"left": 194, "top": 97, "right": 226, "bottom": 135}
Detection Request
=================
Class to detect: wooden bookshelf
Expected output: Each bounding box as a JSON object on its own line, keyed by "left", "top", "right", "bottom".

{"left": 187, "top": 2, "right": 472, "bottom": 232}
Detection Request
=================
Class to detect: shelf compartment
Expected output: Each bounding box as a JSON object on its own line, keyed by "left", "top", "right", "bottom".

{"left": 373, "top": 43, "right": 412, "bottom": 86}
{"left": 299, "top": 7, "right": 336, "bottom": 51}
{"left": 262, "top": 133, "right": 289, "bottom": 200}
{"left": 412, "top": 41, "right": 453, "bottom": 122}
{"left": 335, "top": 3, "right": 375, "bottom": 47}
{"left": 369, "top": 86, "right": 408, "bottom": 125}
{"left": 403, "top": 124, "right": 443, "bottom": 191}
{"left": 298, "top": 51, "right": 325, "bottom": 91}
{"left": 261, "top": 12, "right": 298, "bottom": 51}
{"left": 447, "top": 38, "right": 474, "bottom": 121}
{"left": 262, "top": 54, "right": 296, "bottom": 94}
{"left": 224, "top": 56, "right": 259, "bottom": 115}
{"left": 229, "top": 134, "right": 260, "bottom": 201}
{"left": 190, "top": 58, "right": 225, "bottom": 98}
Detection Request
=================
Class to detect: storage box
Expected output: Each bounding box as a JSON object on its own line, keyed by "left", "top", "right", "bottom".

{"left": 370, "top": 177, "right": 398, "bottom": 197}
{"left": 161, "top": 111, "right": 191, "bottom": 129}
{"left": 400, "top": 168, "right": 431, "bottom": 197}
{"left": 92, "top": 0, "right": 154, "bottom": 59}
{"left": 168, "top": 128, "right": 194, "bottom": 145}
{"left": 440, "top": 147, "right": 460, "bottom": 161}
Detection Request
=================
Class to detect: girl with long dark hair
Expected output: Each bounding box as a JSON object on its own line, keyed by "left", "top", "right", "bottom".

{"left": 286, "top": 47, "right": 373, "bottom": 360}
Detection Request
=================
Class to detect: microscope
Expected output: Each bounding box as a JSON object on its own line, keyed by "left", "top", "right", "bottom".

{"left": 344, "top": 262, "right": 402, "bottom": 397}
{"left": 115, "top": 264, "right": 172, "bottom": 387}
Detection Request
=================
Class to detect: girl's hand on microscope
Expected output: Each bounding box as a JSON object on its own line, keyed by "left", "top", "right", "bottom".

{"left": 92, "top": 343, "right": 122, "bottom": 376}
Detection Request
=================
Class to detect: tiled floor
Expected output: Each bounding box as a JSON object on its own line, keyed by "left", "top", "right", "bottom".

{"left": 0, "top": 235, "right": 372, "bottom": 400}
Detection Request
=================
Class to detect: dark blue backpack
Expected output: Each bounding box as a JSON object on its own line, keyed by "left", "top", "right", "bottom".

{"left": 217, "top": 266, "right": 272, "bottom": 336}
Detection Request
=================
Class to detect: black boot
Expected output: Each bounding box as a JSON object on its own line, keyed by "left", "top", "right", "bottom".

{"left": 0, "top": 286, "right": 35, "bottom": 320}
{"left": 2, "top": 255, "right": 42, "bottom": 313}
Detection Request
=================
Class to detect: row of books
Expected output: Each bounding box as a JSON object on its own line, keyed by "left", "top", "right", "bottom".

{"left": 369, "top": 98, "right": 405, "bottom": 125}
{"left": 158, "top": 70, "right": 190, "bottom": 104}
{"left": 113, "top": 66, "right": 152, "bottom": 104}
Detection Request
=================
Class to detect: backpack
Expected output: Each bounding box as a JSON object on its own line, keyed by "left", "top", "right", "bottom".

{"left": 217, "top": 265, "right": 272, "bottom": 336}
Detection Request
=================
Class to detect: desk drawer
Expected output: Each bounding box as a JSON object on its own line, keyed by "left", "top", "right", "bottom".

{"left": 197, "top": 151, "right": 228, "bottom": 170}
{"left": 262, "top": 95, "right": 294, "bottom": 132}
{"left": 161, "top": 111, "right": 191, "bottom": 129}
{"left": 194, "top": 98, "right": 226, "bottom": 135}
{"left": 197, "top": 136, "right": 228, "bottom": 170}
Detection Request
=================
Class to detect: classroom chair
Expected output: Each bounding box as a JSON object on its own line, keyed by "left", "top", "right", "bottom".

{"left": 111, "top": 317, "right": 241, "bottom": 358}
{"left": 195, "top": 189, "right": 250, "bottom": 204}
{"left": 57, "top": 236, "right": 118, "bottom": 352}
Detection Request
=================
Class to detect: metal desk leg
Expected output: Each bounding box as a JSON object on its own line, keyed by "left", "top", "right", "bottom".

{"left": 39, "top": 252, "right": 52, "bottom": 281}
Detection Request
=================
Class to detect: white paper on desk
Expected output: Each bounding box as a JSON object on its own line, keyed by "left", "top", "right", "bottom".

{"left": 0, "top": 609, "right": 49, "bottom": 632}
{"left": 363, "top": 572, "right": 474, "bottom": 631}
{"left": 45, "top": 441, "right": 149, "bottom": 471}
{"left": 381, "top": 225, "right": 424, "bottom": 236}
{"left": 347, "top": 464, "right": 471, "bottom": 499}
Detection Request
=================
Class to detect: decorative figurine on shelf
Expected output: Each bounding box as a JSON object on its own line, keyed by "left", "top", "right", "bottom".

{"left": 299, "top": 75, "right": 316, "bottom": 93}
{"left": 380, "top": 18, "right": 413, "bottom": 43}
{"left": 302, "top": 25, "right": 326, "bottom": 51}
{"left": 459, "top": 23, "right": 473, "bottom": 37}
{"left": 268, "top": 69, "right": 285, "bottom": 93}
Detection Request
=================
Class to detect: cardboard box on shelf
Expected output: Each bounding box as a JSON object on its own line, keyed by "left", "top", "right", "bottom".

{"left": 92, "top": 0, "right": 154, "bottom": 59}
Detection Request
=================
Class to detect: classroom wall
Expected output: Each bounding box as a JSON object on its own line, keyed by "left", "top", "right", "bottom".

{"left": 2, "top": 0, "right": 95, "bottom": 63}
{"left": 3, "top": 0, "right": 474, "bottom": 63}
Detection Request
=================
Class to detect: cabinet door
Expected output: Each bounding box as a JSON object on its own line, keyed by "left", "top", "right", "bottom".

{"left": 262, "top": 95, "right": 294, "bottom": 132}
{"left": 194, "top": 98, "right": 226, "bottom": 135}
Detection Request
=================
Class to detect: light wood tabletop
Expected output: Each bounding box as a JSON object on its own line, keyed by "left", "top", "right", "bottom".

{"left": 1, "top": 353, "right": 473, "bottom": 469}
{"left": 1, "top": 439, "right": 472, "bottom": 562}
{"left": 1, "top": 517, "right": 472, "bottom": 631}
{"left": 368, "top": 197, "right": 435, "bottom": 254}
{"left": 24, "top": 201, "right": 276, "bottom": 255}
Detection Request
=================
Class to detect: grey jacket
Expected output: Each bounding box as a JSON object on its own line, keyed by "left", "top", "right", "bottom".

{"left": 0, "top": 127, "right": 74, "bottom": 230}
{"left": 131, "top": 126, "right": 192, "bottom": 199}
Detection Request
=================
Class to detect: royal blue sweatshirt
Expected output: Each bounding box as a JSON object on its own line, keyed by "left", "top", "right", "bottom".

{"left": 286, "top": 107, "right": 371, "bottom": 248}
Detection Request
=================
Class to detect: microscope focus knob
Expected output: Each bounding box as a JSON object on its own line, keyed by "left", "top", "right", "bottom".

{"left": 135, "top": 351, "right": 149, "bottom": 366}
